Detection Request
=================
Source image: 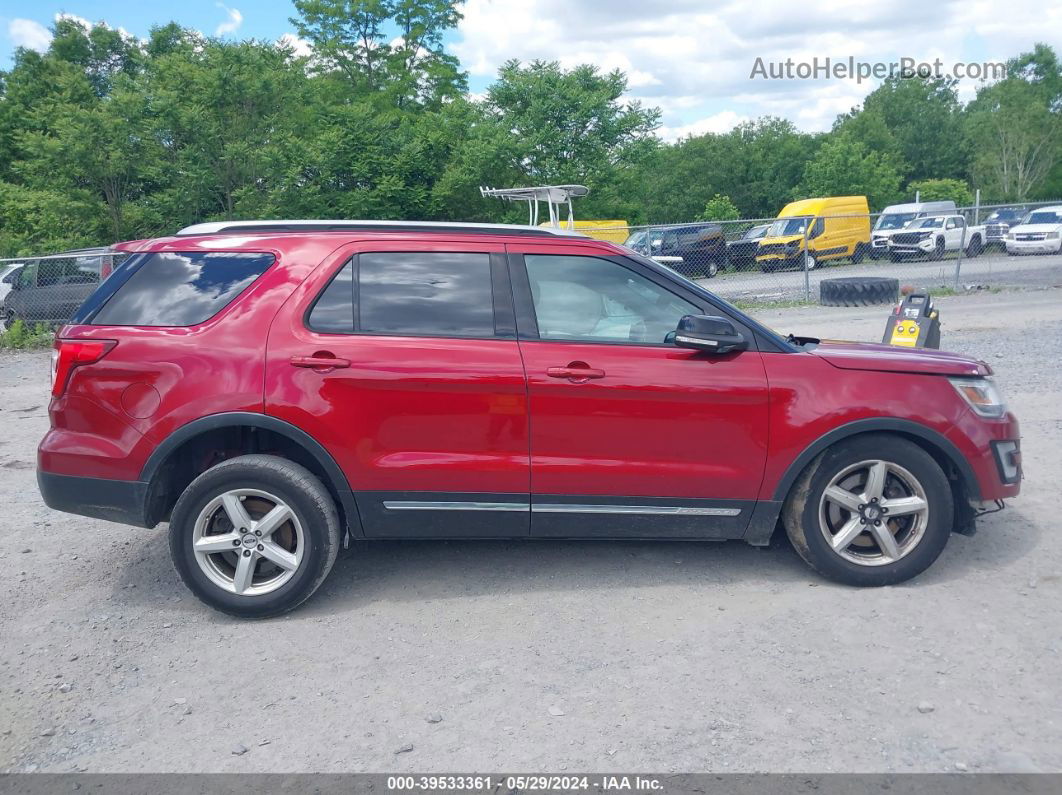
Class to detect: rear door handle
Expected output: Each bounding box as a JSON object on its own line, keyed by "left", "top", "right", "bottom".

{"left": 546, "top": 362, "right": 605, "bottom": 382}
{"left": 290, "top": 354, "right": 350, "bottom": 370}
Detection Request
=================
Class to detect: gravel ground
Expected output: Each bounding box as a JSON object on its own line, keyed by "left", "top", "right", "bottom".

{"left": 1, "top": 287, "right": 1060, "bottom": 774}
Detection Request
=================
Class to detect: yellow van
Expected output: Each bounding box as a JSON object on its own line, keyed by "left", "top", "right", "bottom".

{"left": 756, "top": 196, "right": 871, "bottom": 272}
{"left": 540, "top": 220, "right": 630, "bottom": 244}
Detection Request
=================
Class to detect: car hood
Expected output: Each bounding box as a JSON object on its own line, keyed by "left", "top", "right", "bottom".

{"left": 1009, "top": 224, "right": 1061, "bottom": 234}
{"left": 809, "top": 340, "right": 990, "bottom": 376}
{"left": 760, "top": 235, "right": 803, "bottom": 246}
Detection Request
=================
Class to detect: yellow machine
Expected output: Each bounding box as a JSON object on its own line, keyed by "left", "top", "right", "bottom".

{"left": 756, "top": 196, "right": 871, "bottom": 272}
{"left": 541, "top": 219, "right": 630, "bottom": 243}
{"left": 883, "top": 290, "right": 941, "bottom": 349}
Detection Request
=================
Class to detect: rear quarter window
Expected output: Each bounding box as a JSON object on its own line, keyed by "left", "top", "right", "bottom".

{"left": 88, "top": 252, "right": 274, "bottom": 327}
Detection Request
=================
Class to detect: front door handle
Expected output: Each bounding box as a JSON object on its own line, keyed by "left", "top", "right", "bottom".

{"left": 546, "top": 361, "right": 605, "bottom": 383}
{"left": 290, "top": 353, "right": 350, "bottom": 371}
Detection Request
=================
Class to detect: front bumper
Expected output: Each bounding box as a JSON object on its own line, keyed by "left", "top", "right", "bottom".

{"left": 37, "top": 470, "right": 153, "bottom": 528}
{"left": 1005, "top": 239, "right": 1062, "bottom": 254}
{"left": 889, "top": 239, "right": 934, "bottom": 255}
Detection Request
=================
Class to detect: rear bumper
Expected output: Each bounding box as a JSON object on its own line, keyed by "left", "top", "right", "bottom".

{"left": 37, "top": 470, "right": 153, "bottom": 528}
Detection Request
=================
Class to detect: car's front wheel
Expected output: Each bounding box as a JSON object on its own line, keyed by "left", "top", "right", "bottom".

{"left": 169, "top": 454, "right": 341, "bottom": 618}
{"left": 783, "top": 435, "right": 953, "bottom": 586}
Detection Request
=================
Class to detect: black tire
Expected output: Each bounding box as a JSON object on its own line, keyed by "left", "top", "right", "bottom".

{"left": 819, "top": 276, "right": 898, "bottom": 307}
{"left": 966, "top": 235, "right": 983, "bottom": 257}
{"left": 931, "top": 237, "right": 945, "bottom": 260}
{"left": 169, "top": 454, "right": 341, "bottom": 618}
{"left": 889, "top": 251, "right": 902, "bottom": 263}
{"left": 3, "top": 310, "right": 15, "bottom": 330}
{"left": 782, "top": 434, "right": 953, "bottom": 587}
{"left": 759, "top": 262, "right": 774, "bottom": 273}
{"left": 850, "top": 243, "right": 865, "bottom": 264}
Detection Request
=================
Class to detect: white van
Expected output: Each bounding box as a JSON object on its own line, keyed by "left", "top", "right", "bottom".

{"left": 870, "top": 201, "right": 956, "bottom": 258}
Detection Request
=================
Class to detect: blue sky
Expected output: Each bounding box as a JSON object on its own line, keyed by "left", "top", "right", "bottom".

{"left": 3, "top": 1, "right": 1060, "bottom": 138}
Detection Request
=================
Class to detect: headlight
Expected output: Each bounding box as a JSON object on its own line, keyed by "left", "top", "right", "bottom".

{"left": 1005, "top": 233, "right": 1015, "bottom": 240}
{"left": 949, "top": 377, "right": 1007, "bottom": 418}
{"left": 1046, "top": 231, "right": 1060, "bottom": 239}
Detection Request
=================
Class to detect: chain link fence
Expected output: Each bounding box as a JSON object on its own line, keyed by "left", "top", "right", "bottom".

{"left": 0, "top": 249, "right": 127, "bottom": 335}
{"left": 608, "top": 200, "right": 1062, "bottom": 306}
{"left": 2, "top": 201, "right": 1060, "bottom": 336}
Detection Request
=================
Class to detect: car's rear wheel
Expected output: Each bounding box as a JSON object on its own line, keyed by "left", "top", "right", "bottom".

{"left": 783, "top": 435, "right": 953, "bottom": 586}
{"left": 4, "top": 310, "right": 16, "bottom": 330}
{"left": 169, "top": 454, "right": 341, "bottom": 618}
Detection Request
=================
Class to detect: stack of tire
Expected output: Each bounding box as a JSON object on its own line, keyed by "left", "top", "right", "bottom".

{"left": 820, "top": 277, "right": 899, "bottom": 307}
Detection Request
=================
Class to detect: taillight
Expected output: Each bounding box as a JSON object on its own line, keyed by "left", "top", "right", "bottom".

{"left": 51, "top": 339, "right": 117, "bottom": 398}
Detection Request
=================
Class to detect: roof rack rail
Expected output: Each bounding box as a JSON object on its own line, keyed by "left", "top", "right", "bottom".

{"left": 175, "top": 219, "right": 583, "bottom": 237}
{"left": 479, "top": 185, "right": 589, "bottom": 229}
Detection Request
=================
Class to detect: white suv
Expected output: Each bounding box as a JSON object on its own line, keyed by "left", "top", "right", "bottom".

{"left": 1005, "top": 206, "right": 1062, "bottom": 255}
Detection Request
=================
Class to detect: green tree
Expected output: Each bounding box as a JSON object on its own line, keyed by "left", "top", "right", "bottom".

{"left": 697, "top": 194, "right": 740, "bottom": 221}
{"left": 483, "top": 60, "right": 659, "bottom": 187}
{"left": 835, "top": 77, "right": 965, "bottom": 183}
{"left": 145, "top": 40, "right": 312, "bottom": 222}
{"left": 290, "top": 0, "right": 466, "bottom": 105}
{"left": 907, "top": 178, "right": 973, "bottom": 207}
{"left": 797, "top": 135, "right": 904, "bottom": 210}
{"left": 967, "top": 45, "right": 1062, "bottom": 201}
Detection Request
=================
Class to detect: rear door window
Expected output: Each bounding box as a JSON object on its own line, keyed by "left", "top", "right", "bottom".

{"left": 357, "top": 252, "right": 495, "bottom": 338}
{"left": 89, "top": 252, "right": 274, "bottom": 327}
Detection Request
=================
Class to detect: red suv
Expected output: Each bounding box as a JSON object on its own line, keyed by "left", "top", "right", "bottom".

{"left": 37, "top": 221, "right": 1021, "bottom": 617}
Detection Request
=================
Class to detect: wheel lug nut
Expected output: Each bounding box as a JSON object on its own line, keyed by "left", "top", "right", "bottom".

{"left": 860, "top": 518, "right": 866, "bottom": 524}
{"left": 257, "top": 544, "right": 263, "bottom": 551}
{"left": 254, "top": 530, "right": 261, "bottom": 537}
{"left": 242, "top": 550, "right": 251, "bottom": 557}
{"left": 232, "top": 539, "right": 240, "bottom": 546}
{"left": 858, "top": 504, "right": 866, "bottom": 511}
{"left": 874, "top": 520, "right": 881, "bottom": 526}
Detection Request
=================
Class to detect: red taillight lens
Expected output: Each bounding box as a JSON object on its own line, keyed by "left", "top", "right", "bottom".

{"left": 51, "top": 339, "right": 116, "bottom": 398}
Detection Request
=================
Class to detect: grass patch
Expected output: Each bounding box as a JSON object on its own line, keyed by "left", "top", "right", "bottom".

{"left": 0, "top": 319, "right": 54, "bottom": 350}
{"left": 731, "top": 297, "right": 815, "bottom": 311}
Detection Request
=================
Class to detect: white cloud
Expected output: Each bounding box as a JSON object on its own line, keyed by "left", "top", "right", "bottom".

{"left": 452, "top": 0, "right": 1062, "bottom": 135}
{"left": 277, "top": 32, "right": 312, "bottom": 58}
{"left": 55, "top": 12, "right": 92, "bottom": 29}
{"left": 658, "top": 111, "right": 750, "bottom": 141}
{"left": 7, "top": 18, "right": 51, "bottom": 52}
{"left": 215, "top": 4, "right": 244, "bottom": 37}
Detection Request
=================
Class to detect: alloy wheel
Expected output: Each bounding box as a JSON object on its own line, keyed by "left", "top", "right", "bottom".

{"left": 817, "top": 459, "right": 929, "bottom": 567}
{"left": 191, "top": 488, "right": 305, "bottom": 596}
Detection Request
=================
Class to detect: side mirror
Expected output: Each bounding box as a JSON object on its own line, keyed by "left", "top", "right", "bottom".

{"left": 673, "top": 314, "right": 748, "bottom": 355}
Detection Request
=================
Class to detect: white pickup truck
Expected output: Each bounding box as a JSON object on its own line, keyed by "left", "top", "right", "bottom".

{"left": 886, "top": 215, "right": 985, "bottom": 260}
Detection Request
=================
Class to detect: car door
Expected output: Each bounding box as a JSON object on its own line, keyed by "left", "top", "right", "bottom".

{"left": 508, "top": 243, "right": 770, "bottom": 539}
{"left": 53, "top": 257, "right": 102, "bottom": 322}
{"left": 265, "top": 240, "right": 530, "bottom": 538}
{"left": 945, "top": 217, "right": 964, "bottom": 250}
{"left": 10, "top": 260, "right": 40, "bottom": 322}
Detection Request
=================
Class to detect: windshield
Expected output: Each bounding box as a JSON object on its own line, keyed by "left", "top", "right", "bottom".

{"left": 986, "top": 210, "right": 1024, "bottom": 223}
{"left": 624, "top": 231, "right": 648, "bottom": 249}
{"left": 910, "top": 217, "right": 944, "bottom": 229}
{"left": 874, "top": 213, "right": 917, "bottom": 231}
{"left": 767, "top": 217, "right": 809, "bottom": 237}
{"left": 744, "top": 225, "right": 768, "bottom": 240}
{"left": 1023, "top": 211, "right": 1062, "bottom": 225}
